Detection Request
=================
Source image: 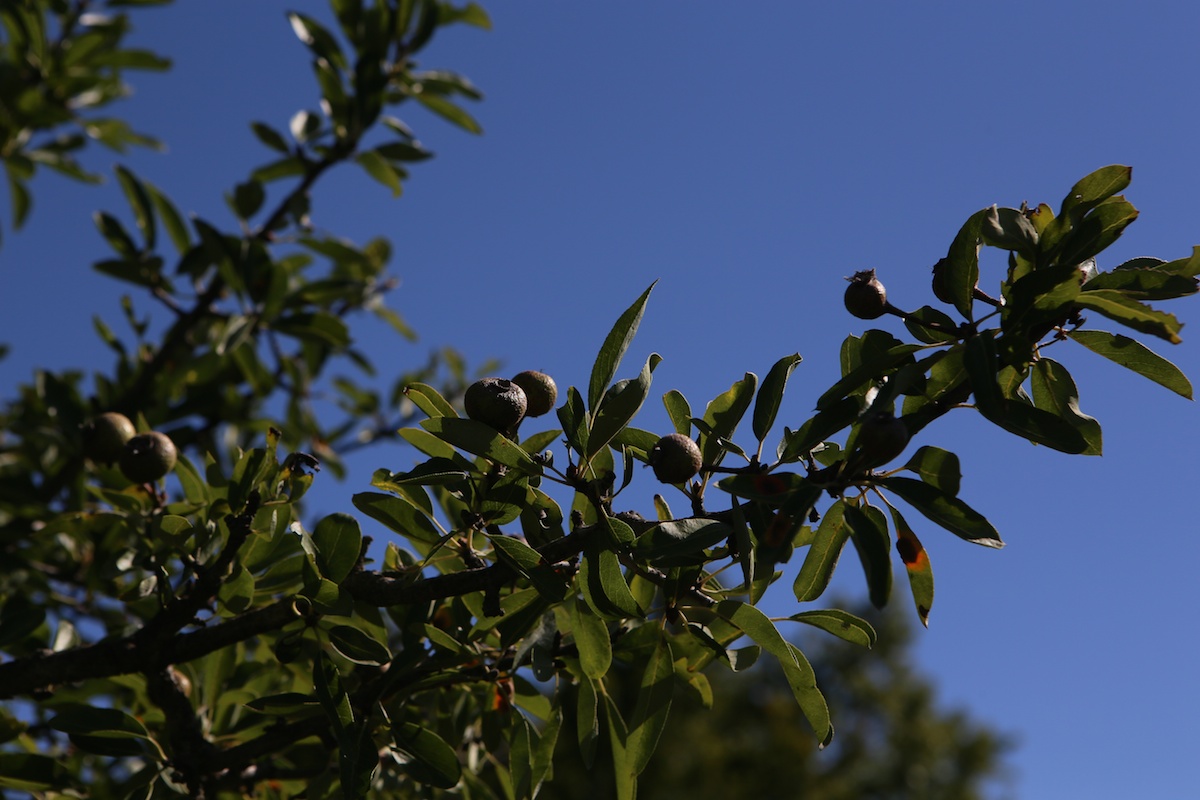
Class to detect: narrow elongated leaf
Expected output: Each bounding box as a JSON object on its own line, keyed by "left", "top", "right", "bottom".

{"left": 49, "top": 706, "right": 148, "bottom": 739}
{"left": 352, "top": 492, "right": 442, "bottom": 543}
{"left": 944, "top": 208, "right": 991, "bottom": 319}
{"left": 1083, "top": 268, "right": 1198, "bottom": 300}
{"left": 570, "top": 600, "right": 612, "bottom": 679}
{"left": 788, "top": 609, "right": 877, "bottom": 647}
{"left": 393, "top": 722, "right": 462, "bottom": 789}
{"left": 415, "top": 94, "right": 483, "bottom": 134}
{"left": 0, "top": 754, "right": 70, "bottom": 791}
{"left": 1031, "top": 359, "right": 1102, "bottom": 455}
{"left": 663, "top": 389, "right": 692, "bottom": 436}
{"left": 327, "top": 625, "right": 391, "bottom": 665}
{"left": 1075, "top": 290, "right": 1183, "bottom": 344}
{"left": 420, "top": 417, "right": 539, "bottom": 473}
{"left": 793, "top": 500, "right": 850, "bottom": 602}
{"left": 1068, "top": 330, "right": 1192, "bottom": 398}
{"left": 817, "top": 344, "right": 923, "bottom": 411}
{"left": 114, "top": 165, "right": 155, "bottom": 248}
{"left": 626, "top": 635, "right": 674, "bottom": 776}
{"left": 903, "top": 446, "right": 962, "bottom": 496}
{"left": 1054, "top": 197, "right": 1138, "bottom": 267}
{"left": 700, "top": 372, "right": 757, "bottom": 465}
{"left": 144, "top": 180, "right": 190, "bottom": 253}
{"left": 844, "top": 504, "right": 892, "bottom": 609}
{"left": 878, "top": 476, "right": 1003, "bottom": 548}
{"left": 635, "top": 518, "right": 731, "bottom": 566}
{"left": 576, "top": 674, "right": 600, "bottom": 768}
{"left": 557, "top": 385, "right": 590, "bottom": 456}
{"left": 1156, "top": 246, "right": 1200, "bottom": 278}
{"left": 589, "top": 282, "right": 656, "bottom": 412}
{"left": 588, "top": 353, "right": 662, "bottom": 457}
{"left": 752, "top": 353, "right": 802, "bottom": 442}
{"left": 579, "top": 540, "right": 642, "bottom": 619}
{"left": 404, "top": 382, "right": 457, "bottom": 418}
{"left": 888, "top": 505, "right": 934, "bottom": 626}
{"left": 714, "top": 601, "right": 832, "bottom": 745}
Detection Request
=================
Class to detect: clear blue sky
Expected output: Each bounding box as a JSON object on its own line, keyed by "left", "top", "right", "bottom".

{"left": 4, "top": 3, "right": 1199, "bottom": 797}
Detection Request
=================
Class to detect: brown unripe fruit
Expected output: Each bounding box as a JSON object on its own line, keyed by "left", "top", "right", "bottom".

{"left": 855, "top": 411, "right": 909, "bottom": 467}
{"left": 511, "top": 371, "right": 557, "bottom": 418}
{"left": 844, "top": 269, "right": 888, "bottom": 319}
{"left": 119, "top": 431, "right": 178, "bottom": 483}
{"left": 82, "top": 412, "right": 136, "bottom": 464}
{"left": 464, "top": 378, "right": 527, "bottom": 432}
{"left": 648, "top": 433, "right": 703, "bottom": 484}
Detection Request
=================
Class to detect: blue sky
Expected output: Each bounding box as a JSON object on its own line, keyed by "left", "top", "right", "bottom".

{"left": 4, "top": 2, "right": 1200, "bottom": 797}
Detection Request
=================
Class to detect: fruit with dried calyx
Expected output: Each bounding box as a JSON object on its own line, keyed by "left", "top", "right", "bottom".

{"left": 511, "top": 370, "right": 557, "bottom": 417}
{"left": 854, "top": 411, "right": 909, "bottom": 468}
{"left": 648, "top": 433, "right": 703, "bottom": 484}
{"left": 464, "top": 378, "right": 527, "bottom": 433}
{"left": 82, "top": 412, "right": 136, "bottom": 464}
{"left": 844, "top": 269, "right": 889, "bottom": 320}
{"left": 119, "top": 431, "right": 178, "bottom": 483}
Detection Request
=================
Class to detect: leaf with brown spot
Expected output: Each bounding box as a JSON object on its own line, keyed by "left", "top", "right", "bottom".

{"left": 887, "top": 505, "right": 933, "bottom": 627}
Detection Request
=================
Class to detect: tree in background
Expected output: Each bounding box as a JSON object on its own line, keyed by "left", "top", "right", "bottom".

{"left": 0, "top": 1, "right": 1195, "bottom": 798}
{"left": 541, "top": 601, "right": 1013, "bottom": 800}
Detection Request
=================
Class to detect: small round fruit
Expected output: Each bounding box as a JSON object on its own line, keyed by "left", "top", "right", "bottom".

{"left": 648, "top": 433, "right": 703, "bottom": 484}
{"left": 511, "top": 370, "right": 557, "bottom": 417}
{"left": 844, "top": 269, "right": 888, "bottom": 320}
{"left": 119, "top": 431, "right": 178, "bottom": 483}
{"left": 82, "top": 412, "right": 136, "bottom": 464}
{"left": 464, "top": 378, "right": 527, "bottom": 432}
{"left": 855, "top": 411, "right": 909, "bottom": 467}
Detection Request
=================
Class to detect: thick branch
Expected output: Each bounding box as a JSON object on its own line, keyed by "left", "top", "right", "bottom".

{"left": 0, "top": 598, "right": 301, "bottom": 699}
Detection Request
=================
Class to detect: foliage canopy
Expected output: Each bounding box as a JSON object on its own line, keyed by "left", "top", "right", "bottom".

{"left": 0, "top": 1, "right": 1195, "bottom": 798}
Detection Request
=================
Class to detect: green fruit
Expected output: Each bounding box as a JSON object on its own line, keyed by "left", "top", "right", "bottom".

{"left": 119, "top": 431, "right": 178, "bottom": 483}
{"left": 82, "top": 412, "right": 137, "bottom": 464}
{"left": 511, "top": 370, "right": 558, "bottom": 417}
{"left": 844, "top": 269, "right": 888, "bottom": 320}
{"left": 648, "top": 433, "right": 702, "bottom": 484}
{"left": 855, "top": 411, "right": 909, "bottom": 468}
{"left": 464, "top": 378, "right": 527, "bottom": 432}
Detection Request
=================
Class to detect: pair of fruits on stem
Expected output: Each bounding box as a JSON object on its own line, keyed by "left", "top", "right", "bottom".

{"left": 82, "top": 412, "right": 177, "bottom": 484}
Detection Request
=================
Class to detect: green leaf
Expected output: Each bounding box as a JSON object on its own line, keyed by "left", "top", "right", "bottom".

{"left": 352, "top": 492, "right": 442, "bottom": 544}
{"left": 312, "top": 513, "right": 362, "bottom": 583}
{"left": 779, "top": 397, "right": 860, "bottom": 462}
{"left": 570, "top": 600, "right": 612, "bottom": 679}
{"left": 273, "top": 311, "right": 351, "bottom": 347}
{"left": 0, "top": 754, "right": 70, "bottom": 791}
{"left": 93, "top": 211, "right": 138, "bottom": 258}
{"left": 700, "top": 372, "right": 757, "bottom": 466}
{"left": 878, "top": 476, "right": 1003, "bottom": 548}
{"left": 420, "top": 417, "right": 539, "bottom": 474}
{"left": 557, "top": 385, "right": 590, "bottom": 456}
{"left": 943, "top": 207, "right": 992, "bottom": 319}
{"left": 1042, "top": 164, "right": 1132, "bottom": 251}
{"left": 889, "top": 505, "right": 934, "bottom": 626}
{"left": 327, "top": 624, "right": 391, "bottom": 665}
{"left": 844, "top": 503, "right": 892, "bottom": 609}
{"left": 787, "top": 609, "right": 877, "bottom": 647}
{"left": 579, "top": 539, "right": 642, "bottom": 620}
{"left": 662, "top": 389, "right": 692, "bottom": 435}
{"left": 634, "top": 518, "right": 731, "bottom": 567}
{"left": 713, "top": 601, "right": 832, "bottom": 745}
{"left": 1031, "top": 359, "right": 1102, "bottom": 456}
{"left": 1068, "top": 330, "right": 1192, "bottom": 399}
{"left": 793, "top": 500, "right": 850, "bottom": 602}
{"left": 415, "top": 93, "right": 483, "bottom": 134}
{"left": 229, "top": 180, "right": 265, "bottom": 220}
{"left": 817, "top": 342, "right": 923, "bottom": 411}
{"left": 251, "top": 121, "right": 291, "bottom": 153}
{"left": 625, "top": 635, "right": 674, "bottom": 776}
{"left": 217, "top": 564, "right": 255, "bottom": 614}
{"left": 904, "top": 305, "right": 960, "bottom": 344}
{"left": 752, "top": 353, "right": 802, "bottom": 442}
{"left": 403, "top": 382, "right": 457, "bottom": 419}
{"left": 1156, "top": 246, "right": 1200, "bottom": 278}
{"left": 114, "top": 165, "right": 155, "bottom": 249}
{"left": 589, "top": 282, "right": 656, "bottom": 412}
{"left": 355, "top": 149, "right": 404, "bottom": 197}
{"left": 588, "top": 353, "right": 662, "bottom": 458}
{"left": 144, "top": 180, "right": 190, "bottom": 253}
{"left": 1075, "top": 290, "right": 1183, "bottom": 344}
{"left": 576, "top": 674, "right": 600, "bottom": 768}
{"left": 1083, "top": 268, "right": 1198, "bottom": 300}
{"left": 49, "top": 706, "right": 148, "bottom": 739}
{"left": 903, "top": 446, "right": 962, "bottom": 496}
{"left": 1053, "top": 197, "right": 1138, "bottom": 268}
{"left": 393, "top": 721, "right": 463, "bottom": 789}
{"left": 288, "top": 12, "right": 347, "bottom": 68}
{"left": 964, "top": 333, "right": 1088, "bottom": 453}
